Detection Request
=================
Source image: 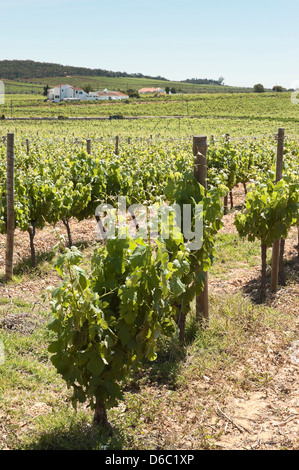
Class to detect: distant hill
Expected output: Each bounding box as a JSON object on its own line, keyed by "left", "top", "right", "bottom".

{"left": 0, "top": 60, "right": 254, "bottom": 95}
{"left": 0, "top": 60, "right": 169, "bottom": 81}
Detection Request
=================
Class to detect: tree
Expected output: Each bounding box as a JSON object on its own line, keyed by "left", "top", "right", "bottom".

{"left": 218, "top": 76, "right": 225, "bottom": 85}
{"left": 82, "top": 84, "right": 94, "bottom": 94}
{"left": 165, "top": 86, "right": 170, "bottom": 94}
{"left": 253, "top": 84, "right": 265, "bottom": 93}
{"left": 170, "top": 87, "right": 177, "bottom": 94}
{"left": 272, "top": 85, "right": 285, "bottom": 92}
{"left": 43, "top": 85, "right": 50, "bottom": 97}
{"left": 126, "top": 89, "right": 139, "bottom": 98}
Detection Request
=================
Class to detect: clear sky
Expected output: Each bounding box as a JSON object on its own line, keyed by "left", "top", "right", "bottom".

{"left": 0, "top": 0, "right": 298, "bottom": 88}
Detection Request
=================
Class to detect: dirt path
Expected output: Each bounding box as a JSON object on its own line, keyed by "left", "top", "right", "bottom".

{"left": 208, "top": 210, "right": 299, "bottom": 449}
{"left": 213, "top": 358, "right": 299, "bottom": 449}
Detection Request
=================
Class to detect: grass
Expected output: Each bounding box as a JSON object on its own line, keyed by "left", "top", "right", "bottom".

{"left": 210, "top": 233, "right": 261, "bottom": 276}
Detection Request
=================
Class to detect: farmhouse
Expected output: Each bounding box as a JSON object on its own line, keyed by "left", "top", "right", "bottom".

{"left": 47, "top": 84, "right": 88, "bottom": 102}
{"left": 89, "top": 89, "right": 129, "bottom": 100}
{"left": 47, "top": 85, "right": 129, "bottom": 102}
{"left": 138, "top": 87, "right": 165, "bottom": 94}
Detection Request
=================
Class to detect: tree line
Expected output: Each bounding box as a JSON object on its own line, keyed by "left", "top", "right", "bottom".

{"left": 0, "top": 60, "right": 169, "bottom": 81}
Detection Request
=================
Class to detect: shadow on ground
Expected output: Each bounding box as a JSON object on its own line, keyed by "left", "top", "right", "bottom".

{"left": 21, "top": 420, "right": 125, "bottom": 450}
{"left": 126, "top": 312, "right": 199, "bottom": 391}
{"left": 242, "top": 251, "right": 299, "bottom": 304}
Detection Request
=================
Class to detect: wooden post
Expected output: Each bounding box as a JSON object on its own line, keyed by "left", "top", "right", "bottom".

{"left": 5, "top": 133, "right": 15, "bottom": 281}
{"left": 279, "top": 238, "right": 286, "bottom": 286}
{"left": 223, "top": 133, "right": 230, "bottom": 214}
{"left": 270, "top": 128, "right": 285, "bottom": 293}
{"left": 86, "top": 139, "right": 91, "bottom": 154}
{"left": 26, "top": 139, "right": 29, "bottom": 155}
{"left": 260, "top": 242, "right": 268, "bottom": 302}
{"left": 115, "top": 135, "right": 119, "bottom": 155}
{"left": 224, "top": 202, "right": 229, "bottom": 218}
{"left": 193, "top": 135, "right": 209, "bottom": 322}
{"left": 275, "top": 128, "right": 284, "bottom": 182}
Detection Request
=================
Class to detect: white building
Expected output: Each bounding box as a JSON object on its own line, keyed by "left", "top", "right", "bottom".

{"left": 47, "top": 85, "right": 129, "bottom": 102}
{"left": 47, "top": 84, "right": 88, "bottom": 102}
{"left": 89, "top": 89, "right": 129, "bottom": 100}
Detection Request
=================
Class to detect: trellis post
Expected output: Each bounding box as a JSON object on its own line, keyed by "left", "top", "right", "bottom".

{"left": 270, "top": 128, "right": 285, "bottom": 293}
{"left": 5, "top": 133, "right": 15, "bottom": 280}
{"left": 193, "top": 135, "right": 209, "bottom": 322}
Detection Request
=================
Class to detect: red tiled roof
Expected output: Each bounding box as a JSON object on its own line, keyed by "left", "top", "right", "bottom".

{"left": 95, "top": 91, "right": 128, "bottom": 96}
{"left": 138, "top": 87, "right": 164, "bottom": 93}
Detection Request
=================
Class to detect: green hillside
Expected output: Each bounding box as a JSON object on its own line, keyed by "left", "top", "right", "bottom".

{"left": 0, "top": 59, "right": 168, "bottom": 81}
{"left": 0, "top": 80, "right": 44, "bottom": 94}
{"left": 0, "top": 60, "right": 255, "bottom": 95}
{"left": 3, "top": 76, "right": 253, "bottom": 95}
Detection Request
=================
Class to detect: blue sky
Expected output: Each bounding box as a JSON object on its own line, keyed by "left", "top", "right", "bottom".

{"left": 0, "top": 0, "right": 298, "bottom": 88}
